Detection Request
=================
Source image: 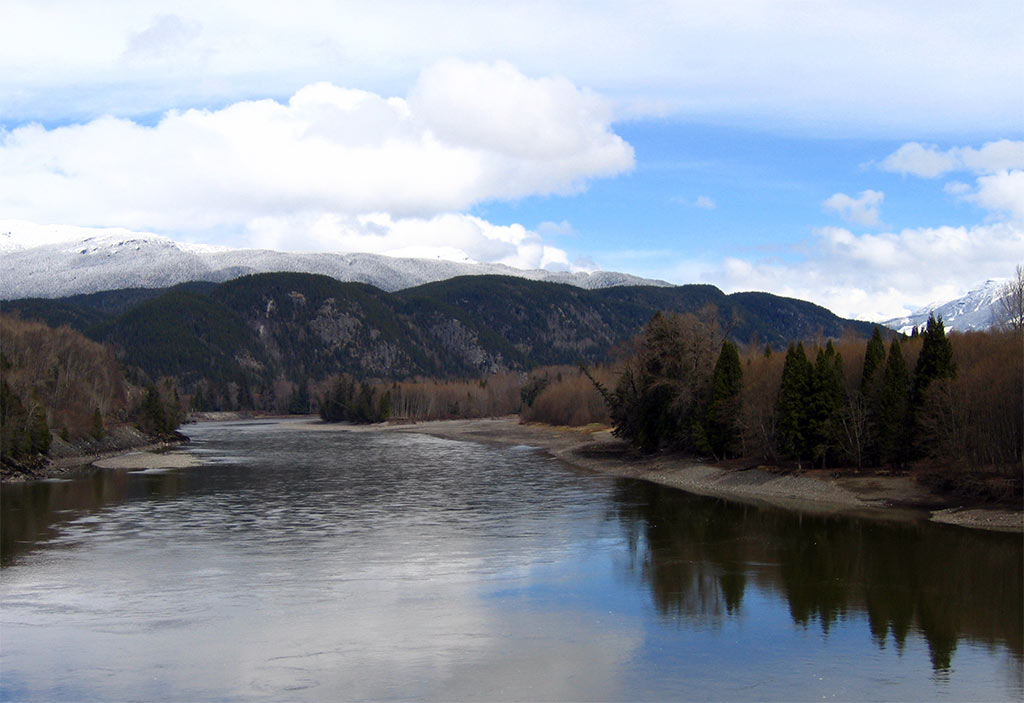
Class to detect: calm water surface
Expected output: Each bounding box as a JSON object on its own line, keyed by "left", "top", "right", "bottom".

{"left": 2, "top": 419, "right": 1021, "bottom": 701}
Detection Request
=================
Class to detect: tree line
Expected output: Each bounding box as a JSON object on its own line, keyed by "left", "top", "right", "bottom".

{"left": 1, "top": 315, "right": 184, "bottom": 465}
{"left": 577, "top": 308, "right": 1020, "bottom": 500}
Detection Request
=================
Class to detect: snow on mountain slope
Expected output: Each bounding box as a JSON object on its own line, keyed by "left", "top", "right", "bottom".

{"left": 0, "top": 221, "right": 670, "bottom": 299}
{"left": 881, "top": 278, "right": 1010, "bottom": 334}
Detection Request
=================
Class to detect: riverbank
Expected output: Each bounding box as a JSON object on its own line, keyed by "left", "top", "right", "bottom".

{"left": 0, "top": 425, "right": 188, "bottom": 482}
{"left": 370, "top": 416, "right": 1021, "bottom": 533}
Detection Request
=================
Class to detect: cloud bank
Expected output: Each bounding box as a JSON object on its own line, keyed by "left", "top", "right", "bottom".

{"left": 0, "top": 60, "right": 633, "bottom": 269}
{"left": 4, "top": 1, "right": 1022, "bottom": 135}
{"left": 686, "top": 141, "right": 1024, "bottom": 320}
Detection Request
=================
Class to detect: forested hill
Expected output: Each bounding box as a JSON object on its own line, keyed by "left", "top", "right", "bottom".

{"left": 5, "top": 272, "right": 876, "bottom": 388}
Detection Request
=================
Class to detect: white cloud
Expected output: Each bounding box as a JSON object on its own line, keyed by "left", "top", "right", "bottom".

{"left": 704, "top": 222, "right": 1024, "bottom": 320}
{"left": 674, "top": 195, "right": 717, "bottom": 209}
{"left": 246, "top": 212, "right": 578, "bottom": 271}
{"left": 123, "top": 14, "right": 202, "bottom": 61}
{"left": 536, "top": 220, "right": 574, "bottom": 237}
{"left": 882, "top": 141, "right": 1024, "bottom": 225}
{"left": 0, "top": 60, "right": 632, "bottom": 265}
{"left": 965, "top": 170, "right": 1024, "bottom": 222}
{"left": 3, "top": 1, "right": 1022, "bottom": 134}
{"left": 822, "top": 190, "right": 884, "bottom": 227}
{"left": 881, "top": 140, "right": 1024, "bottom": 177}
{"left": 943, "top": 181, "right": 971, "bottom": 195}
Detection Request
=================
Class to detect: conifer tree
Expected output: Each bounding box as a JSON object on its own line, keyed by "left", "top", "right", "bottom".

{"left": 808, "top": 341, "right": 846, "bottom": 467}
{"left": 913, "top": 314, "right": 956, "bottom": 403}
{"left": 705, "top": 339, "right": 743, "bottom": 459}
{"left": 142, "top": 385, "right": 167, "bottom": 435}
{"left": 876, "top": 339, "right": 911, "bottom": 467}
{"left": 861, "top": 326, "right": 886, "bottom": 393}
{"left": 27, "top": 399, "right": 51, "bottom": 454}
{"left": 859, "top": 326, "right": 888, "bottom": 465}
{"left": 91, "top": 407, "right": 105, "bottom": 440}
{"left": 775, "top": 342, "right": 812, "bottom": 463}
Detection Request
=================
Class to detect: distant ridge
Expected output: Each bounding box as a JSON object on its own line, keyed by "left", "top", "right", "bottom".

{"left": 3, "top": 272, "right": 878, "bottom": 383}
{"left": 882, "top": 278, "right": 1010, "bottom": 334}
{"left": 0, "top": 221, "right": 670, "bottom": 299}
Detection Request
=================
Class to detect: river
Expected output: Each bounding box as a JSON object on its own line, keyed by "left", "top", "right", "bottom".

{"left": 2, "top": 419, "right": 1021, "bottom": 701}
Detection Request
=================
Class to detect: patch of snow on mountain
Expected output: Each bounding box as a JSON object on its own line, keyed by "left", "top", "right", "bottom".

{"left": 882, "top": 279, "right": 1010, "bottom": 333}
{"left": 0, "top": 222, "right": 671, "bottom": 299}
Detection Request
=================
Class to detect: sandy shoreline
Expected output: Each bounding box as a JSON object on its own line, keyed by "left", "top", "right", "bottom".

{"left": 356, "top": 416, "right": 1021, "bottom": 533}
{"left": 13, "top": 415, "right": 1019, "bottom": 533}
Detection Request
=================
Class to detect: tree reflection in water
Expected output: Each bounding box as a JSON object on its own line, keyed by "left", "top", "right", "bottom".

{"left": 611, "top": 479, "right": 1023, "bottom": 673}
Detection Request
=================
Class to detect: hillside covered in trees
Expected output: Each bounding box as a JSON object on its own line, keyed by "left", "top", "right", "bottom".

{"left": 564, "top": 311, "right": 1021, "bottom": 503}
{"left": 2, "top": 271, "right": 1019, "bottom": 505}
{"left": 4, "top": 272, "right": 876, "bottom": 413}
{"left": 0, "top": 315, "right": 184, "bottom": 472}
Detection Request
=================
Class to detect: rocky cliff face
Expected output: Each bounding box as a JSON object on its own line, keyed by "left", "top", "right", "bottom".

{"left": 4, "top": 271, "right": 879, "bottom": 390}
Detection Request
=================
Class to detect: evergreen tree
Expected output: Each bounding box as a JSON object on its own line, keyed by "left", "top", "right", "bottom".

{"left": 775, "top": 342, "right": 813, "bottom": 462}
{"left": 141, "top": 385, "right": 168, "bottom": 435}
{"left": 705, "top": 339, "right": 743, "bottom": 459}
{"left": 1, "top": 380, "right": 28, "bottom": 460}
{"left": 860, "top": 326, "right": 888, "bottom": 466}
{"left": 861, "top": 326, "right": 886, "bottom": 393}
{"left": 808, "top": 342, "right": 846, "bottom": 468}
{"left": 91, "top": 407, "right": 105, "bottom": 440}
{"left": 191, "top": 383, "right": 207, "bottom": 412}
{"left": 876, "top": 339, "right": 911, "bottom": 467}
{"left": 913, "top": 314, "right": 956, "bottom": 403}
{"left": 288, "top": 381, "right": 311, "bottom": 415}
{"left": 27, "top": 399, "right": 51, "bottom": 455}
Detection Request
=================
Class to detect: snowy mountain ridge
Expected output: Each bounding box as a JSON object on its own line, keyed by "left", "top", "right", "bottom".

{"left": 881, "top": 278, "right": 1010, "bottom": 334}
{"left": 0, "top": 221, "right": 671, "bottom": 300}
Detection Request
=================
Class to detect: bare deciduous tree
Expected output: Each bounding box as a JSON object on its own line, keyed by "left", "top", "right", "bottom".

{"left": 995, "top": 264, "right": 1024, "bottom": 332}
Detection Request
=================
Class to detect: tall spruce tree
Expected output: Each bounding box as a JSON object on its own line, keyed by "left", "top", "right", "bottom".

{"left": 861, "top": 326, "right": 886, "bottom": 393}
{"left": 808, "top": 341, "right": 846, "bottom": 468}
{"left": 705, "top": 339, "right": 743, "bottom": 459}
{"left": 876, "top": 339, "right": 911, "bottom": 467}
{"left": 860, "top": 326, "right": 888, "bottom": 466}
{"left": 913, "top": 314, "right": 956, "bottom": 403}
{"left": 775, "top": 342, "right": 813, "bottom": 463}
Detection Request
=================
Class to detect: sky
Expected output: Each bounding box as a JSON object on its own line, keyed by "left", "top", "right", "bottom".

{"left": 1, "top": 1, "right": 1022, "bottom": 320}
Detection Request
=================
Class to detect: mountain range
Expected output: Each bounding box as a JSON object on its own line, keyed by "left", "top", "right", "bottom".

{"left": 882, "top": 278, "right": 1010, "bottom": 334}
{"left": 2, "top": 221, "right": 1010, "bottom": 336}
{"left": 0, "top": 221, "right": 667, "bottom": 300}
{"left": 3, "top": 272, "right": 877, "bottom": 388}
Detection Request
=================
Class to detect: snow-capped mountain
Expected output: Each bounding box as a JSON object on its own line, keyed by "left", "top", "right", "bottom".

{"left": 882, "top": 278, "right": 1010, "bottom": 334}
{"left": 0, "top": 222, "right": 670, "bottom": 299}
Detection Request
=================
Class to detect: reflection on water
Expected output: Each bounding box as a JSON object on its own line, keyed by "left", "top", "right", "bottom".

{"left": 1, "top": 419, "right": 1021, "bottom": 701}
{"left": 612, "top": 481, "right": 1023, "bottom": 674}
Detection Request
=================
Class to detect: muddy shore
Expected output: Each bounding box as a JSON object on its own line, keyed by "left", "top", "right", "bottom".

{"left": 1, "top": 425, "right": 188, "bottom": 481}
{"left": 6, "top": 414, "right": 1019, "bottom": 533}
{"left": 367, "top": 416, "right": 1021, "bottom": 533}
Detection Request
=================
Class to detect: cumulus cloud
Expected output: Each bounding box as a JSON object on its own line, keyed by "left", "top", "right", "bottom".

{"left": 3, "top": 2, "right": 1022, "bottom": 135}
{"left": 702, "top": 141, "right": 1024, "bottom": 319}
{"left": 0, "top": 60, "right": 632, "bottom": 266}
{"left": 246, "top": 212, "right": 578, "bottom": 271}
{"left": 880, "top": 140, "right": 1024, "bottom": 177}
{"left": 703, "top": 222, "right": 1024, "bottom": 320}
{"left": 881, "top": 140, "right": 1024, "bottom": 224}
{"left": 965, "top": 169, "right": 1024, "bottom": 222}
{"left": 822, "top": 190, "right": 883, "bottom": 227}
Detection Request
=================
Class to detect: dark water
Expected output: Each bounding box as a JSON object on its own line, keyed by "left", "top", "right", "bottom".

{"left": 1, "top": 419, "right": 1021, "bottom": 701}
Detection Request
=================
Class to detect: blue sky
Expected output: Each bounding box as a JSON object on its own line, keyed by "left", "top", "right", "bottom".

{"left": 1, "top": 1, "right": 1022, "bottom": 319}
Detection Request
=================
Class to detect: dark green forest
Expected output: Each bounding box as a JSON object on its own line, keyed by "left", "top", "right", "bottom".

{"left": 5, "top": 272, "right": 876, "bottom": 412}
